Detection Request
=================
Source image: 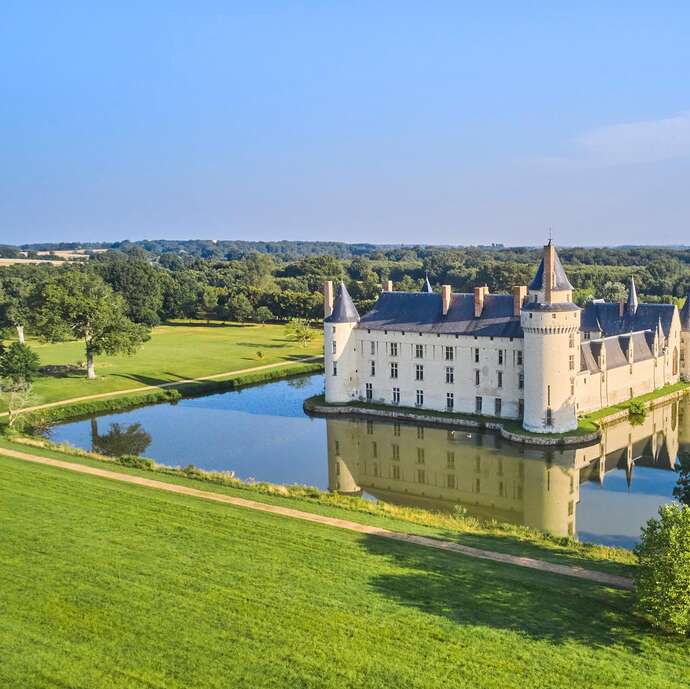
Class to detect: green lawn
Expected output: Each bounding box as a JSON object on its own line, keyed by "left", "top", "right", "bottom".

{"left": 2, "top": 320, "right": 322, "bottom": 411}
{"left": 1, "top": 456, "right": 688, "bottom": 688}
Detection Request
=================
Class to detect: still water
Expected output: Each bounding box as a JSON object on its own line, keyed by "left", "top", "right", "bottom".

{"left": 45, "top": 374, "right": 685, "bottom": 548}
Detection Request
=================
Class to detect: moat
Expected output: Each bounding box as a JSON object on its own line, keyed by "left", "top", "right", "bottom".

{"left": 45, "top": 374, "right": 685, "bottom": 548}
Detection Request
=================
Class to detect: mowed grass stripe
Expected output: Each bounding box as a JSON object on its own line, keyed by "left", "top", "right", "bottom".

{"left": 1, "top": 456, "right": 688, "bottom": 689}
{"left": 1, "top": 447, "right": 633, "bottom": 589}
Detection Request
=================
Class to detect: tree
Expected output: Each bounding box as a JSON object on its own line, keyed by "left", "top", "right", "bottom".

{"left": 0, "top": 342, "right": 40, "bottom": 383}
{"left": 255, "top": 306, "right": 273, "bottom": 324}
{"left": 0, "top": 272, "right": 34, "bottom": 343}
{"left": 0, "top": 378, "right": 36, "bottom": 429}
{"left": 284, "top": 318, "right": 315, "bottom": 348}
{"left": 34, "top": 270, "right": 150, "bottom": 379}
{"left": 228, "top": 294, "right": 253, "bottom": 322}
{"left": 674, "top": 453, "right": 690, "bottom": 507}
{"left": 634, "top": 503, "right": 690, "bottom": 635}
{"left": 602, "top": 281, "right": 628, "bottom": 303}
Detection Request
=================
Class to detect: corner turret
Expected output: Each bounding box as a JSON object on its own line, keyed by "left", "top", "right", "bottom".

{"left": 324, "top": 281, "right": 360, "bottom": 403}
{"left": 680, "top": 291, "right": 690, "bottom": 381}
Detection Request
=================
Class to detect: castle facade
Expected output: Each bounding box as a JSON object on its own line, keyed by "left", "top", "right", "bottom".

{"left": 323, "top": 242, "right": 689, "bottom": 434}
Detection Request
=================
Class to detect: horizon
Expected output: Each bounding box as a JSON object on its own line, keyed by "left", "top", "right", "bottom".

{"left": 2, "top": 2, "right": 689, "bottom": 246}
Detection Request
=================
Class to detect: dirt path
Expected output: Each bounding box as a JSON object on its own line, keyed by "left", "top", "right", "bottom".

{"left": 0, "top": 447, "right": 634, "bottom": 591}
{"left": 0, "top": 356, "right": 323, "bottom": 419}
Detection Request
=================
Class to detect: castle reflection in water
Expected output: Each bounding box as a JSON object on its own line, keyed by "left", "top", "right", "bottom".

{"left": 326, "top": 401, "right": 686, "bottom": 539}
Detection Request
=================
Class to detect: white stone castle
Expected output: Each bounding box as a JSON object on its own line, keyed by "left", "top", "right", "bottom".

{"left": 323, "top": 242, "right": 690, "bottom": 434}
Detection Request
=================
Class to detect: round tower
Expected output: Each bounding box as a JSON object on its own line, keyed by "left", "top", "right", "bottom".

{"left": 521, "top": 242, "right": 580, "bottom": 433}
{"left": 324, "top": 280, "right": 360, "bottom": 403}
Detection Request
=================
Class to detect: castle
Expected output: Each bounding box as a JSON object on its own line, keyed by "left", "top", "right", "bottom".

{"left": 323, "top": 242, "right": 690, "bottom": 434}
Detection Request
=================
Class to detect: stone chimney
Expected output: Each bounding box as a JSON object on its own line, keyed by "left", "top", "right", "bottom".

{"left": 324, "top": 280, "right": 334, "bottom": 318}
{"left": 544, "top": 241, "right": 555, "bottom": 303}
{"left": 619, "top": 301, "right": 625, "bottom": 318}
{"left": 512, "top": 285, "right": 527, "bottom": 317}
{"left": 385, "top": 279, "right": 393, "bottom": 292}
{"left": 441, "top": 285, "right": 451, "bottom": 316}
{"left": 474, "top": 285, "right": 488, "bottom": 318}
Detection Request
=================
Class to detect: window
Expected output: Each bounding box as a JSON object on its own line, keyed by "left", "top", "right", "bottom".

{"left": 475, "top": 477, "right": 481, "bottom": 493}
{"left": 495, "top": 398, "right": 502, "bottom": 417}
{"left": 365, "top": 383, "right": 373, "bottom": 401}
{"left": 335, "top": 441, "right": 340, "bottom": 455}
{"left": 584, "top": 332, "right": 590, "bottom": 340}
{"left": 392, "top": 387, "right": 400, "bottom": 404}
{"left": 519, "top": 399, "right": 524, "bottom": 417}
{"left": 366, "top": 420, "right": 373, "bottom": 434}
{"left": 474, "top": 348, "right": 480, "bottom": 363}
{"left": 416, "top": 364, "right": 424, "bottom": 381}
{"left": 417, "top": 447, "right": 425, "bottom": 464}
{"left": 445, "top": 346, "right": 454, "bottom": 361}
{"left": 546, "top": 407, "right": 553, "bottom": 426}
{"left": 446, "top": 392, "right": 454, "bottom": 411}
{"left": 475, "top": 396, "right": 482, "bottom": 414}
{"left": 475, "top": 370, "right": 480, "bottom": 386}
{"left": 390, "top": 362, "right": 398, "bottom": 379}
{"left": 370, "top": 360, "right": 376, "bottom": 376}
{"left": 519, "top": 373, "right": 524, "bottom": 389}
{"left": 447, "top": 451, "right": 455, "bottom": 468}
{"left": 569, "top": 333, "right": 575, "bottom": 348}
{"left": 332, "top": 363, "right": 337, "bottom": 376}
{"left": 392, "top": 464, "right": 400, "bottom": 480}
{"left": 416, "top": 389, "right": 424, "bottom": 407}
{"left": 417, "top": 426, "right": 424, "bottom": 439}
{"left": 392, "top": 444, "right": 400, "bottom": 460}
{"left": 517, "top": 351, "right": 523, "bottom": 366}
{"left": 447, "top": 474, "right": 456, "bottom": 489}
{"left": 415, "top": 344, "right": 424, "bottom": 359}
{"left": 372, "top": 441, "right": 378, "bottom": 458}
{"left": 417, "top": 469, "right": 426, "bottom": 484}
{"left": 445, "top": 367, "right": 454, "bottom": 384}
{"left": 497, "top": 371, "right": 503, "bottom": 389}
{"left": 498, "top": 350, "right": 504, "bottom": 366}
{"left": 332, "top": 341, "right": 337, "bottom": 354}
{"left": 570, "top": 380, "right": 575, "bottom": 396}
{"left": 390, "top": 342, "right": 398, "bottom": 357}
{"left": 393, "top": 422, "right": 401, "bottom": 436}
{"left": 569, "top": 354, "right": 575, "bottom": 371}
{"left": 370, "top": 341, "right": 376, "bottom": 355}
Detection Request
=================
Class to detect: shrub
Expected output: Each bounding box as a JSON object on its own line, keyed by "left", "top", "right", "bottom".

{"left": 634, "top": 503, "right": 690, "bottom": 635}
{"left": 117, "top": 454, "right": 155, "bottom": 470}
{"left": 628, "top": 400, "right": 646, "bottom": 425}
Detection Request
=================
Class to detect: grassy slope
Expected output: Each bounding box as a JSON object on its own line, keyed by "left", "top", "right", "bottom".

{"left": 1, "top": 456, "right": 687, "bottom": 689}
{"left": 0, "top": 437, "right": 636, "bottom": 577}
{"left": 2, "top": 321, "right": 321, "bottom": 411}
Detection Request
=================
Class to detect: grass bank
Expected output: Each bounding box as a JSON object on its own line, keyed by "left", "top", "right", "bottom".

{"left": 1, "top": 320, "right": 322, "bottom": 413}
{"left": 0, "top": 435, "right": 635, "bottom": 577}
{"left": 1, "top": 453, "right": 687, "bottom": 688}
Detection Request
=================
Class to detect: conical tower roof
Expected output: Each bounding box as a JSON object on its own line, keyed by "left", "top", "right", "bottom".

{"left": 627, "top": 277, "right": 639, "bottom": 315}
{"left": 325, "top": 281, "right": 360, "bottom": 323}
{"left": 680, "top": 292, "right": 690, "bottom": 331}
{"left": 421, "top": 272, "right": 433, "bottom": 293}
{"left": 528, "top": 241, "right": 573, "bottom": 292}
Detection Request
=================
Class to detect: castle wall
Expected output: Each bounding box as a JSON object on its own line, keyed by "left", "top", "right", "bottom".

{"left": 353, "top": 328, "right": 525, "bottom": 418}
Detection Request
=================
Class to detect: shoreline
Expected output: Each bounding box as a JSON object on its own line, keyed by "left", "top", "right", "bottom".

{"left": 304, "top": 383, "right": 690, "bottom": 447}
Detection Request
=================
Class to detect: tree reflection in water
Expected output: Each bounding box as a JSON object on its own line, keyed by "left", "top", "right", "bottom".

{"left": 674, "top": 452, "right": 690, "bottom": 506}
{"left": 90, "top": 418, "right": 152, "bottom": 457}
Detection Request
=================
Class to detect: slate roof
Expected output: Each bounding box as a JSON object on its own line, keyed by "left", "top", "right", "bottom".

{"left": 680, "top": 293, "right": 690, "bottom": 331}
{"left": 528, "top": 245, "right": 574, "bottom": 291}
{"left": 357, "top": 292, "right": 523, "bottom": 338}
{"left": 325, "top": 281, "right": 360, "bottom": 324}
{"left": 580, "top": 330, "right": 656, "bottom": 373}
{"left": 580, "top": 302, "right": 675, "bottom": 339}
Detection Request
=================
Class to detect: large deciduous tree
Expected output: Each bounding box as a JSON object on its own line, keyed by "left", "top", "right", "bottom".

{"left": 0, "top": 273, "right": 33, "bottom": 343}
{"left": 35, "top": 270, "right": 150, "bottom": 379}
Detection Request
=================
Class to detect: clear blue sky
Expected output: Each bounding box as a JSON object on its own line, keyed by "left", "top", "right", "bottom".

{"left": 2, "top": 1, "right": 689, "bottom": 246}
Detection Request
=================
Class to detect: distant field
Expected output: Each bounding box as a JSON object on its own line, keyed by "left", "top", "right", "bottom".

{"left": 1, "top": 321, "right": 322, "bottom": 412}
{"left": 0, "top": 258, "right": 65, "bottom": 266}
{"left": 1, "top": 454, "right": 687, "bottom": 689}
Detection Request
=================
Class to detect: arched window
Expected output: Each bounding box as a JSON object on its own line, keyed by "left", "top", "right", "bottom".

{"left": 673, "top": 347, "right": 679, "bottom": 376}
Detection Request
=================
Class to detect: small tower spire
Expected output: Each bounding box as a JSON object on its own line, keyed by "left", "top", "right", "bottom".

{"left": 627, "top": 277, "right": 639, "bottom": 315}
{"left": 325, "top": 281, "right": 360, "bottom": 323}
{"left": 421, "top": 272, "right": 433, "bottom": 293}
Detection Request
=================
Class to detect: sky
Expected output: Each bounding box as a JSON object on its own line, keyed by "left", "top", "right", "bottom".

{"left": 1, "top": 1, "right": 689, "bottom": 247}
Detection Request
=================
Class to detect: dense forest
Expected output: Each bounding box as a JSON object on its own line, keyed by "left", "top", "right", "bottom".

{"left": 2, "top": 241, "right": 690, "bottom": 341}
